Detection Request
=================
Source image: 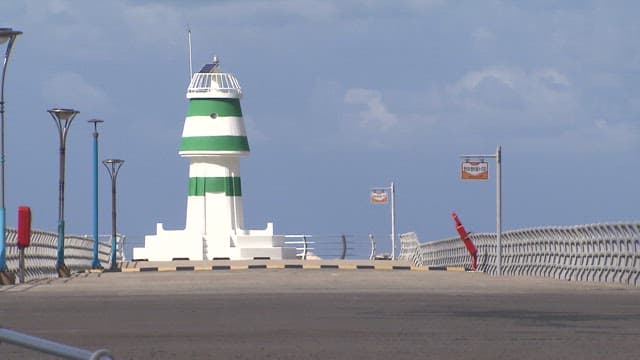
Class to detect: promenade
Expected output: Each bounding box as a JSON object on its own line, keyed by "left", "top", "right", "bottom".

{"left": 1, "top": 261, "right": 639, "bottom": 359}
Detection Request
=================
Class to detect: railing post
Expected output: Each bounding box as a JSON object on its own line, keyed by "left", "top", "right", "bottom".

{"left": 302, "top": 235, "right": 308, "bottom": 260}
{"left": 369, "top": 233, "right": 376, "bottom": 260}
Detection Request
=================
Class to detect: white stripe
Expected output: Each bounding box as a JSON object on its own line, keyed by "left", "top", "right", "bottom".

{"left": 181, "top": 116, "right": 247, "bottom": 137}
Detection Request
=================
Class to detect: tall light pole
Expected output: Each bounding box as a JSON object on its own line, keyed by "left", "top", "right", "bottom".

{"left": 88, "top": 119, "right": 104, "bottom": 269}
{"left": 460, "top": 145, "right": 503, "bottom": 275}
{"left": 103, "top": 159, "right": 124, "bottom": 270}
{"left": 48, "top": 108, "right": 79, "bottom": 277}
{"left": 0, "top": 27, "right": 22, "bottom": 281}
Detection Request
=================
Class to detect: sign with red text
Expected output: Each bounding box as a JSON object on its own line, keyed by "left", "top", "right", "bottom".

{"left": 461, "top": 161, "right": 489, "bottom": 180}
{"left": 370, "top": 189, "right": 389, "bottom": 204}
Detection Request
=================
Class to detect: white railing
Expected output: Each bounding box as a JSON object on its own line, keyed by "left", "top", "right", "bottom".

{"left": 283, "top": 234, "right": 374, "bottom": 260}
{"left": 4, "top": 228, "right": 123, "bottom": 282}
{"left": 284, "top": 235, "right": 315, "bottom": 259}
{"left": 187, "top": 72, "right": 242, "bottom": 98}
{"left": 399, "top": 223, "right": 640, "bottom": 286}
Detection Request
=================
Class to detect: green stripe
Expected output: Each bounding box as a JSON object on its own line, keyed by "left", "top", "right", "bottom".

{"left": 189, "top": 177, "right": 242, "bottom": 196}
{"left": 180, "top": 136, "right": 250, "bottom": 152}
{"left": 187, "top": 99, "right": 243, "bottom": 117}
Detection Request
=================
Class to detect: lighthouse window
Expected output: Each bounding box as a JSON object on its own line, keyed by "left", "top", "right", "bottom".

{"left": 210, "top": 113, "right": 218, "bottom": 119}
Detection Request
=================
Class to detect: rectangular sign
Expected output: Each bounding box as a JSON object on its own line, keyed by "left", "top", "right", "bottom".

{"left": 370, "top": 189, "right": 389, "bottom": 204}
{"left": 461, "top": 161, "right": 489, "bottom": 180}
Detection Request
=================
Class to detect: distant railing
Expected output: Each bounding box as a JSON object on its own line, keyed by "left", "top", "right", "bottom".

{"left": 284, "top": 234, "right": 379, "bottom": 260}
{"left": 399, "top": 223, "right": 640, "bottom": 286}
{"left": 3, "top": 228, "right": 123, "bottom": 282}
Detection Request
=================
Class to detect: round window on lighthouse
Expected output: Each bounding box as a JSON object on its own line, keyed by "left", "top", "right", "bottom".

{"left": 210, "top": 113, "right": 218, "bottom": 119}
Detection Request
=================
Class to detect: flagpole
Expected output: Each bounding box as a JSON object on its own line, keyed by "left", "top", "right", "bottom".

{"left": 390, "top": 181, "right": 396, "bottom": 260}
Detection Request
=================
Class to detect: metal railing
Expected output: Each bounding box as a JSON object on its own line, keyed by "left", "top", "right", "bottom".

{"left": 187, "top": 72, "right": 242, "bottom": 97}
{"left": 283, "top": 234, "right": 377, "bottom": 260}
{"left": 3, "top": 228, "right": 123, "bottom": 282}
{"left": 399, "top": 223, "right": 640, "bottom": 286}
{"left": 0, "top": 327, "right": 113, "bottom": 359}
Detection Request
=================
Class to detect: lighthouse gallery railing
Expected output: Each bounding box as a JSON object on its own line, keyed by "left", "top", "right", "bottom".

{"left": 188, "top": 72, "right": 242, "bottom": 97}
{"left": 399, "top": 222, "right": 640, "bottom": 286}
{"left": 3, "top": 228, "right": 120, "bottom": 282}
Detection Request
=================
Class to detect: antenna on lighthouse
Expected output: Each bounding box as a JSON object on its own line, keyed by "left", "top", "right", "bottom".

{"left": 187, "top": 26, "right": 193, "bottom": 79}
{"left": 212, "top": 55, "right": 220, "bottom": 72}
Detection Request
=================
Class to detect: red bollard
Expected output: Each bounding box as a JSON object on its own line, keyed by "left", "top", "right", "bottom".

{"left": 17, "top": 206, "right": 32, "bottom": 284}
{"left": 452, "top": 211, "right": 477, "bottom": 271}
{"left": 17, "top": 206, "right": 31, "bottom": 249}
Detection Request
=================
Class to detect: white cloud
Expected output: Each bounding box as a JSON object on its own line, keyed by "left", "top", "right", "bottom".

{"left": 533, "top": 69, "right": 570, "bottom": 88}
{"left": 452, "top": 67, "right": 571, "bottom": 93}
{"left": 518, "top": 119, "right": 640, "bottom": 154}
{"left": 243, "top": 114, "right": 270, "bottom": 143}
{"left": 447, "top": 66, "right": 578, "bottom": 128}
{"left": 275, "top": 0, "right": 339, "bottom": 21}
{"left": 452, "top": 67, "right": 520, "bottom": 92}
{"left": 42, "top": 72, "right": 108, "bottom": 110}
{"left": 123, "top": 3, "right": 185, "bottom": 48}
{"left": 48, "top": 0, "right": 73, "bottom": 14}
{"left": 472, "top": 27, "right": 494, "bottom": 43}
{"left": 337, "top": 87, "right": 438, "bottom": 149}
{"left": 344, "top": 88, "right": 398, "bottom": 131}
{"left": 578, "top": 119, "right": 639, "bottom": 152}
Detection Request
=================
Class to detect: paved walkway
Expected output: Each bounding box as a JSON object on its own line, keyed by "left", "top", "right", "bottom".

{"left": 1, "top": 268, "right": 639, "bottom": 359}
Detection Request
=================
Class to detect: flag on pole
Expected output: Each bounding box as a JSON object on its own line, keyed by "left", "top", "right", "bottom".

{"left": 370, "top": 189, "right": 388, "bottom": 204}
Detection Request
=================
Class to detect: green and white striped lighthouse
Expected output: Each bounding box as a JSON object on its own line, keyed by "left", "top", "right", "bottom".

{"left": 180, "top": 56, "right": 249, "bottom": 239}
{"left": 134, "top": 56, "right": 296, "bottom": 261}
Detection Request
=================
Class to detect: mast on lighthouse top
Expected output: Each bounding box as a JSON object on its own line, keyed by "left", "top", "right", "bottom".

{"left": 187, "top": 55, "right": 242, "bottom": 99}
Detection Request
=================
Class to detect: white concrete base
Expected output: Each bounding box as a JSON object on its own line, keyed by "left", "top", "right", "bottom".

{"left": 229, "top": 247, "right": 298, "bottom": 260}
{"left": 133, "top": 224, "right": 204, "bottom": 261}
{"left": 134, "top": 223, "right": 297, "bottom": 261}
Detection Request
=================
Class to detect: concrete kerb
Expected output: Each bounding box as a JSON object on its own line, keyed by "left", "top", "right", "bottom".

{"left": 102, "top": 260, "right": 474, "bottom": 273}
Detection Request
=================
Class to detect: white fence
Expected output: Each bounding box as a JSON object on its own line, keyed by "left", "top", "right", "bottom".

{"left": 399, "top": 222, "right": 640, "bottom": 286}
{"left": 4, "top": 228, "right": 121, "bottom": 282}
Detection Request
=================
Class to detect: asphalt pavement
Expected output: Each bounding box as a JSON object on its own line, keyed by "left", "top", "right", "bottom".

{"left": 1, "top": 267, "right": 639, "bottom": 359}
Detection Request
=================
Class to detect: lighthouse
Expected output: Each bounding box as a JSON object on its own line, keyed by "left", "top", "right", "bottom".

{"left": 133, "top": 56, "right": 296, "bottom": 261}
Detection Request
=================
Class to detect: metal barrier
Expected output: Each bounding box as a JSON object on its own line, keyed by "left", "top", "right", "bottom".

{"left": 399, "top": 223, "right": 640, "bottom": 286}
{"left": 3, "top": 228, "right": 122, "bottom": 282}
{"left": 0, "top": 327, "right": 113, "bottom": 359}
{"left": 398, "top": 232, "right": 423, "bottom": 265}
{"left": 283, "top": 234, "right": 375, "bottom": 260}
{"left": 284, "top": 235, "right": 315, "bottom": 259}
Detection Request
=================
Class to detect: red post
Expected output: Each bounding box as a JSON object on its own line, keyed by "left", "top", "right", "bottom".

{"left": 452, "top": 211, "right": 477, "bottom": 271}
{"left": 17, "top": 206, "right": 31, "bottom": 249}
{"left": 17, "top": 206, "right": 31, "bottom": 284}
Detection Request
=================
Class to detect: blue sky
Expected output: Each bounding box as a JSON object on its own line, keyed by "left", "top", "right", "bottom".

{"left": 2, "top": 0, "right": 639, "bottom": 257}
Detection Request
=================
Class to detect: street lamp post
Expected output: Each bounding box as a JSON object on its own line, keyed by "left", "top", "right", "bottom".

{"left": 103, "top": 159, "right": 124, "bottom": 270}
{"left": 88, "top": 119, "right": 104, "bottom": 269}
{"left": 0, "top": 28, "right": 22, "bottom": 282}
{"left": 48, "top": 108, "right": 79, "bottom": 277}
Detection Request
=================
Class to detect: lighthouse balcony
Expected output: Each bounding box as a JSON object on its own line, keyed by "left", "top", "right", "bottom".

{"left": 188, "top": 72, "right": 242, "bottom": 99}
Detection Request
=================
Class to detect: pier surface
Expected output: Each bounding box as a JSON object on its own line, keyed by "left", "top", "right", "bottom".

{"left": 1, "top": 261, "right": 639, "bottom": 359}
